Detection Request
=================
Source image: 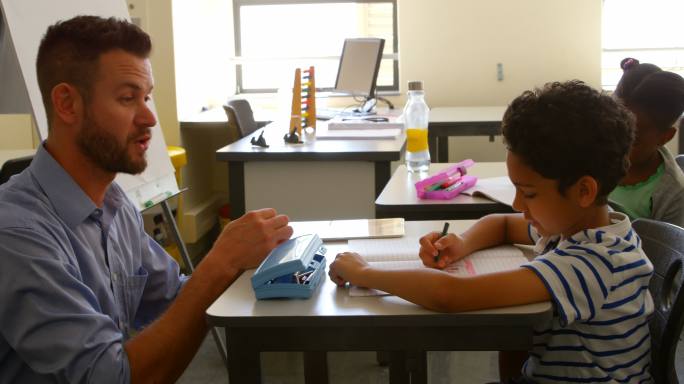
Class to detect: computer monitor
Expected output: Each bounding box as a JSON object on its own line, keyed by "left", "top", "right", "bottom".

{"left": 334, "top": 37, "right": 385, "bottom": 114}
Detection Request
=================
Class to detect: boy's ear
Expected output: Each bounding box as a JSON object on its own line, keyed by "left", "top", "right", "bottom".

{"left": 574, "top": 176, "right": 599, "bottom": 208}
{"left": 50, "top": 83, "right": 84, "bottom": 126}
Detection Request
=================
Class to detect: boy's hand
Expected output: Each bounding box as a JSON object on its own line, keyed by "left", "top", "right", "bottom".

{"left": 328, "top": 252, "right": 370, "bottom": 287}
{"left": 419, "top": 232, "right": 468, "bottom": 269}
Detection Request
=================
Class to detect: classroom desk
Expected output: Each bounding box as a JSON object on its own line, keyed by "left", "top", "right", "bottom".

{"left": 375, "top": 162, "right": 515, "bottom": 220}
{"left": 206, "top": 220, "right": 552, "bottom": 384}
{"left": 428, "top": 106, "right": 506, "bottom": 163}
{"left": 215, "top": 120, "right": 405, "bottom": 220}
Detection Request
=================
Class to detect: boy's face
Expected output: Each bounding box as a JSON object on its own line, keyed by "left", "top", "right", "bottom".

{"left": 506, "top": 151, "right": 587, "bottom": 238}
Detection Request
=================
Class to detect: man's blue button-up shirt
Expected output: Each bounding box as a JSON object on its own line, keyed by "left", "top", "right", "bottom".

{"left": 0, "top": 144, "right": 186, "bottom": 383}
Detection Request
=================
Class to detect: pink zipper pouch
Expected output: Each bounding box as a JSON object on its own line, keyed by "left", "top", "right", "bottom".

{"left": 415, "top": 159, "right": 478, "bottom": 200}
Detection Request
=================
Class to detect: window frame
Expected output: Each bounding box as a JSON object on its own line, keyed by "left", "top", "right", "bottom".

{"left": 600, "top": 0, "right": 684, "bottom": 89}
{"left": 232, "top": 0, "right": 399, "bottom": 94}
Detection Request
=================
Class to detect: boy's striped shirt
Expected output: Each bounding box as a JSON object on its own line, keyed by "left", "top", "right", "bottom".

{"left": 522, "top": 212, "right": 654, "bottom": 383}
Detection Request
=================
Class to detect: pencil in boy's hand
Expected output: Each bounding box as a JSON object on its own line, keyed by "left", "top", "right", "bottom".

{"left": 433, "top": 222, "right": 450, "bottom": 262}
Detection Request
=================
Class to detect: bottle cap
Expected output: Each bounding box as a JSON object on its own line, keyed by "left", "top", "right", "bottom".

{"left": 408, "top": 81, "right": 423, "bottom": 91}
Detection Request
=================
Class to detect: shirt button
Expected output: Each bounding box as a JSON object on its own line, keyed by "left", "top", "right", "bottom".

{"left": 112, "top": 273, "right": 118, "bottom": 282}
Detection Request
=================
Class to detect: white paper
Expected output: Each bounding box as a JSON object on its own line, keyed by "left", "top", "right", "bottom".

{"left": 462, "top": 176, "right": 515, "bottom": 206}
{"left": 347, "top": 238, "right": 526, "bottom": 296}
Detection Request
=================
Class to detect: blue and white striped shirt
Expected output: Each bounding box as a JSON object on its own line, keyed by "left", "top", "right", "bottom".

{"left": 522, "top": 212, "right": 654, "bottom": 383}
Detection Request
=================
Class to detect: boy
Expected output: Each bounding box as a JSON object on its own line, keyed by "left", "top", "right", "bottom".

{"left": 329, "top": 81, "right": 653, "bottom": 383}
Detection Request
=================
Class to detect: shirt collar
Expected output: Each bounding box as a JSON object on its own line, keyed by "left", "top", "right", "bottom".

{"left": 30, "top": 143, "right": 125, "bottom": 229}
{"left": 534, "top": 211, "right": 633, "bottom": 254}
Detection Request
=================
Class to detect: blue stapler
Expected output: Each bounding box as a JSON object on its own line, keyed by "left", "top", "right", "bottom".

{"left": 251, "top": 234, "right": 327, "bottom": 299}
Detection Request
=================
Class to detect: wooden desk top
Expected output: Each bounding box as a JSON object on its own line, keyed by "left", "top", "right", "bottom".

{"left": 215, "top": 120, "right": 406, "bottom": 162}
{"left": 206, "top": 220, "right": 551, "bottom": 327}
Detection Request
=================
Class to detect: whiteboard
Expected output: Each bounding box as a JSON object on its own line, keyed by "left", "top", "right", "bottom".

{"left": 0, "top": 0, "right": 178, "bottom": 209}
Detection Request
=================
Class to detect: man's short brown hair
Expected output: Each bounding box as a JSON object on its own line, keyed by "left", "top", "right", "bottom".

{"left": 36, "top": 15, "right": 151, "bottom": 127}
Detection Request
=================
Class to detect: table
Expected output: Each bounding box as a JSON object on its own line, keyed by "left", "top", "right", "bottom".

{"left": 375, "top": 162, "right": 515, "bottom": 220}
{"left": 206, "top": 220, "right": 552, "bottom": 384}
{"left": 428, "top": 106, "right": 506, "bottom": 163}
{"left": 215, "top": 120, "right": 405, "bottom": 220}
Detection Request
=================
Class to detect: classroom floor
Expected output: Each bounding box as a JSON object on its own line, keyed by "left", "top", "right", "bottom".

{"left": 178, "top": 331, "right": 684, "bottom": 383}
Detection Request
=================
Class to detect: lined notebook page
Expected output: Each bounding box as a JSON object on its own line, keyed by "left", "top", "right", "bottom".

{"left": 347, "top": 238, "right": 526, "bottom": 297}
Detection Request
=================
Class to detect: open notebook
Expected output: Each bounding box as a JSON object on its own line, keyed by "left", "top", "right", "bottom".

{"left": 347, "top": 236, "right": 527, "bottom": 296}
{"left": 461, "top": 176, "right": 515, "bottom": 206}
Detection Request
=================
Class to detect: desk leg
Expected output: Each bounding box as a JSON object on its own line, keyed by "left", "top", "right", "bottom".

{"left": 303, "top": 352, "right": 329, "bottom": 384}
{"left": 407, "top": 351, "right": 427, "bottom": 384}
{"left": 228, "top": 162, "right": 245, "bottom": 220}
{"left": 428, "top": 134, "right": 438, "bottom": 163}
{"left": 226, "top": 328, "right": 261, "bottom": 383}
{"left": 374, "top": 161, "right": 391, "bottom": 199}
{"left": 389, "top": 351, "right": 410, "bottom": 384}
{"left": 437, "top": 136, "right": 448, "bottom": 163}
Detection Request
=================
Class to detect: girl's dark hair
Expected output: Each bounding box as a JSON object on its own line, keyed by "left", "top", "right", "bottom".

{"left": 502, "top": 80, "right": 635, "bottom": 204}
{"left": 614, "top": 58, "right": 684, "bottom": 131}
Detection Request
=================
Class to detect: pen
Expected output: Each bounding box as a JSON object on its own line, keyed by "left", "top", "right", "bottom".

{"left": 434, "top": 222, "right": 450, "bottom": 262}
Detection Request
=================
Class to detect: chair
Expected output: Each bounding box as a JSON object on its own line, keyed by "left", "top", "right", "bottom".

{"left": 675, "top": 154, "right": 684, "bottom": 173}
{"left": 632, "top": 218, "right": 684, "bottom": 383}
{"left": 0, "top": 155, "right": 33, "bottom": 185}
{"left": 222, "top": 99, "right": 259, "bottom": 139}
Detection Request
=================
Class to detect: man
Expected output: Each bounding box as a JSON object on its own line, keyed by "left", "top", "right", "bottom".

{"left": 0, "top": 16, "right": 292, "bottom": 383}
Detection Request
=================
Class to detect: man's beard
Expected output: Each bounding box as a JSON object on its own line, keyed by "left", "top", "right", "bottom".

{"left": 76, "top": 111, "right": 148, "bottom": 175}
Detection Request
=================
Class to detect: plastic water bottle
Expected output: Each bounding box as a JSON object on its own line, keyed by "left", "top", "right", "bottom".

{"left": 404, "top": 81, "right": 431, "bottom": 172}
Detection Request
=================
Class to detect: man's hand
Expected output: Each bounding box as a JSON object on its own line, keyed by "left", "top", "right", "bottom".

{"left": 207, "top": 208, "right": 293, "bottom": 272}
{"left": 328, "top": 252, "right": 370, "bottom": 287}
{"left": 418, "top": 232, "right": 469, "bottom": 269}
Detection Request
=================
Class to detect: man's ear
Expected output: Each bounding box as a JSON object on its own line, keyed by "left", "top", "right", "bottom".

{"left": 50, "top": 83, "right": 83, "bottom": 126}
{"left": 574, "top": 175, "right": 599, "bottom": 208}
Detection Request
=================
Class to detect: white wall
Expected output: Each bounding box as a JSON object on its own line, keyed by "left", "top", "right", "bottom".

{"left": 172, "top": 0, "right": 234, "bottom": 120}
{"left": 393, "top": 0, "right": 602, "bottom": 162}
{"left": 128, "top": 0, "right": 181, "bottom": 146}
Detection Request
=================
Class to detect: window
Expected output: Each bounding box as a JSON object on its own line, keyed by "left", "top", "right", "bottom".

{"left": 233, "top": 0, "right": 398, "bottom": 94}
{"left": 602, "top": 0, "right": 684, "bottom": 90}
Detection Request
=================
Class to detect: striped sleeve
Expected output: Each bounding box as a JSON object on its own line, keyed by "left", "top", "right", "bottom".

{"left": 523, "top": 248, "right": 613, "bottom": 327}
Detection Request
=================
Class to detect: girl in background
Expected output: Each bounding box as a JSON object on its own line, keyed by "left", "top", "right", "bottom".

{"left": 609, "top": 57, "right": 684, "bottom": 227}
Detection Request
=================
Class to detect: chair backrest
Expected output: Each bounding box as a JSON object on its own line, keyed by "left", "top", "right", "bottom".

{"left": 0, "top": 155, "right": 33, "bottom": 185}
{"left": 222, "top": 99, "right": 258, "bottom": 139}
{"left": 633, "top": 218, "right": 684, "bottom": 383}
{"left": 675, "top": 154, "right": 684, "bottom": 173}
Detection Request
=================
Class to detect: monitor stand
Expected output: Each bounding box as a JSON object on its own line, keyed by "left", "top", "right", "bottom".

{"left": 351, "top": 98, "right": 377, "bottom": 116}
{"left": 351, "top": 96, "right": 395, "bottom": 116}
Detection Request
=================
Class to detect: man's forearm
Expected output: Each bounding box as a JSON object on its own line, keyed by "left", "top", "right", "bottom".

{"left": 124, "top": 255, "right": 239, "bottom": 383}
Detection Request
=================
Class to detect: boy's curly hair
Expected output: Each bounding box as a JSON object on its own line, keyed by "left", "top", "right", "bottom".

{"left": 502, "top": 80, "right": 635, "bottom": 204}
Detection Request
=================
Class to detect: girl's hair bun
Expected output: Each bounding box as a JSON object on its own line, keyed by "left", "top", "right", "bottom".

{"left": 620, "top": 57, "right": 640, "bottom": 71}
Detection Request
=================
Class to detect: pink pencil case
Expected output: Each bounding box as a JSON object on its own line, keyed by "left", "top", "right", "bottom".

{"left": 415, "top": 159, "right": 478, "bottom": 200}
